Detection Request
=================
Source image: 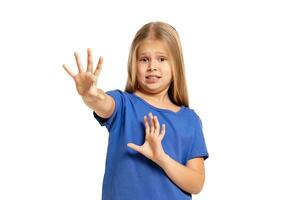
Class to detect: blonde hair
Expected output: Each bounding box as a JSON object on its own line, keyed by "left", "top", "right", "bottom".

{"left": 124, "top": 21, "right": 189, "bottom": 107}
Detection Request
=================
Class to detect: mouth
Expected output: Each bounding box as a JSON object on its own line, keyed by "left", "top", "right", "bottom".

{"left": 145, "top": 75, "right": 161, "bottom": 83}
{"left": 145, "top": 75, "right": 162, "bottom": 79}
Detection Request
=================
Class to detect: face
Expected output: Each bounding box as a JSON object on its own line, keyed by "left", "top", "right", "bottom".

{"left": 135, "top": 39, "right": 173, "bottom": 94}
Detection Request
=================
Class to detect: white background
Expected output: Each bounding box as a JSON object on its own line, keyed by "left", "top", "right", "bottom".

{"left": 0, "top": 0, "right": 299, "bottom": 199}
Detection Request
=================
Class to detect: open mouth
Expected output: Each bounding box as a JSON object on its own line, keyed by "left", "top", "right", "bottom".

{"left": 145, "top": 75, "right": 161, "bottom": 79}
{"left": 145, "top": 75, "right": 161, "bottom": 83}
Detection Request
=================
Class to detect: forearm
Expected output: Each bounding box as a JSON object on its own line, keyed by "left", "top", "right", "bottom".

{"left": 156, "top": 154, "right": 204, "bottom": 194}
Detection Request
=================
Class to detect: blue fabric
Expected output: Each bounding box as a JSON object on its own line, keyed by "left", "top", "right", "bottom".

{"left": 93, "top": 89, "right": 209, "bottom": 200}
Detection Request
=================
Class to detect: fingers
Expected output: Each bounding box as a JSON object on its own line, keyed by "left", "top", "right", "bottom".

{"left": 127, "top": 143, "right": 141, "bottom": 153}
{"left": 159, "top": 124, "right": 166, "bottom": 140}
{"left": 144, "top": 115, "right": 150, "bottom": 134}
{"left": 62, "top": 64, "right": 76, "bottom": 78}
{"left": 148, "top": 113, "right": 155, "bottom": 134}
{"left": 87, "top": 48, "right": 93, "bottom": 73}
{"left": 153, "top": 115, "right": 160, "bottom": 136}
{"left": 94, "top": 56, "right": 103, "bottom": 78}
{"left": 74, "top": 51, "right": 84, "bottom": 73}
{"left": 149, "top": 113, "right": 160, "bottom": 134}
{"left": 67, "top": 49, "right": 102, "bottom": 77}
{"left": 145, "top": 113, "right": 164, "bottom": 138}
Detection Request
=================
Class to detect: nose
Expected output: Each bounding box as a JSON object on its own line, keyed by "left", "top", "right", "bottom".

{"left": 147, "top": 60, "right": 158, "bottom": 71}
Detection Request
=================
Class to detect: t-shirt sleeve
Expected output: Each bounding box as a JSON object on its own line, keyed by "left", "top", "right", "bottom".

{"left": 187, "top": 114, "right": 209, "bottom": 161}
{"left": 92, "top": 89, "right": 124, "bottom": 131}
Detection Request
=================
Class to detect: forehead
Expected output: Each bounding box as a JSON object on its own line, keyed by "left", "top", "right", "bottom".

{"left": 137, "top": 39, "right": 169, "bottom": 55}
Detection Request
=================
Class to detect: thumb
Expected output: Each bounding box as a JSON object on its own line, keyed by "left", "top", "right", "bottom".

{"left": 127, "top": 143, "right": 141, "bottom": 153}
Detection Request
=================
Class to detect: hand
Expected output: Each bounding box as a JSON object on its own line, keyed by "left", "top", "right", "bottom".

{"left": 62, "top": 48, "right": 105, "bottom": 100}
{"left": 127, "top": 112, "right": 167, "bottom": 164}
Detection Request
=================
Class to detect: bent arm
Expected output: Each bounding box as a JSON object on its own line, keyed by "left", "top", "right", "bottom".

{"left": 157, "top": 155, "right": 205, "bottom": 195}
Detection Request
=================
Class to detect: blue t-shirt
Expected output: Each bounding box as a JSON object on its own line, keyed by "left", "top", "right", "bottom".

{"left": 93, "top": 89, "right": 209, "bottom": 200}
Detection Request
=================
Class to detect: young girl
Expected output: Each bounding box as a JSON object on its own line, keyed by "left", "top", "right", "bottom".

{"left": 63, "top": 21, "right": 209, "bottom": 200}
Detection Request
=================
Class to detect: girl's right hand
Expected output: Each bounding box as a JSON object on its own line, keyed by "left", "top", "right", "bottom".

{"left": 62, "top": 48, "right": 105, "bottom": 100}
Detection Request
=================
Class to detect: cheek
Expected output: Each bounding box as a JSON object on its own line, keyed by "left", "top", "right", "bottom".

{"left": 136, "top": 67, "right": 146, "bottom": 81}
{"left": 162, "top": 67, "right": 173, "bottom": 80}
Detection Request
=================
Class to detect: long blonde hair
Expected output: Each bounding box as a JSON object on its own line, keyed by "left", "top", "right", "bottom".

{"left": 124, "top": 21, "right": 189, "bottom": 107}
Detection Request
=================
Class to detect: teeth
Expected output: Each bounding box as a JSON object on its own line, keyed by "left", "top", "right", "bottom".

{"left": 146, "top": 75, "right": 160, "bottom": 79}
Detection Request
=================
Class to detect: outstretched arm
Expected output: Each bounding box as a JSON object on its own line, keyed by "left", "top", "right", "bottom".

{"left": 62, "top": 48, "right": 115, "bottom": 118}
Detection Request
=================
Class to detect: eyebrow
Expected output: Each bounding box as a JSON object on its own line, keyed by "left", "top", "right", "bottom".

{"left": 139, "top": 51, "right": 168, "bottom": 56}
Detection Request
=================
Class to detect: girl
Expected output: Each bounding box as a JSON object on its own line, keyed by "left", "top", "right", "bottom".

{"left": 63, "top": 21, "right": 209, "bottom": 200}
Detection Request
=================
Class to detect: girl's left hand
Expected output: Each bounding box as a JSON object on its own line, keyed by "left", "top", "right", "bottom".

{"left": 127, "top": 112, "right": 166, "bottom": 164}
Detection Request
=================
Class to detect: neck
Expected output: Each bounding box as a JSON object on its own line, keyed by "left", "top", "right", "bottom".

{"left": 134, "top": 87, "right": 171, "bottom": 105}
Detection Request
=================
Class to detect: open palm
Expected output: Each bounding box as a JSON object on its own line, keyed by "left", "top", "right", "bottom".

{"left": 62, "top": 48, "right": 105, "bottom": 99}
{"left": 127, "top": 112, "right": 166, "bottom": 164}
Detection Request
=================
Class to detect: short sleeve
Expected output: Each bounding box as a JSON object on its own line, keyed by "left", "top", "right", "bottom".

{"left": 93, "top": 89, "right": 124, "bottom": 131}
{"left": 187, "top": 114, "right": 209, "bottom": 161}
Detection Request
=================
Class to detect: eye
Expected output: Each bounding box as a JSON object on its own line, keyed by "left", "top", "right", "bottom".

{"left": 159, "top": 57, "right": 167, "bottom": 62}
{"left": 139, "top": 57, "right": 149, "bottom": 62}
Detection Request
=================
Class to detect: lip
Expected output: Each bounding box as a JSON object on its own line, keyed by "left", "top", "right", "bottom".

{"left": 145, "top": 76, "right": 161, "bottom": 84}
{"left": 145, "top": 75, "right": 162, "bottom": 79}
